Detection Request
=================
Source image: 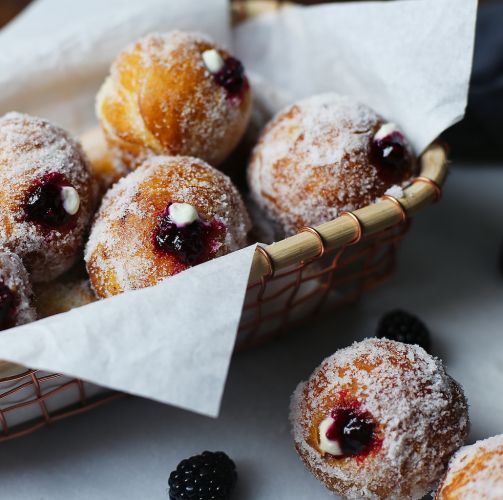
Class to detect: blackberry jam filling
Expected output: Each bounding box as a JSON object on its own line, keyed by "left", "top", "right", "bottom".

{"left": 319, "top": 406, "right": 379, "bottom": 459}
{"left": 0, "top": 283, "right": 16, "bottom": 331}
{"left": 202, "top": 49, "right": 247, "bottom": 98}
{"left": 371, "top": 123, "right": 411, "bottom": 173}
{"left": 153, "top": 202, "right": 223, "bottom": 266}
{"left": 24, "top": 172, "right": 80, "bottom": 230}
{"left": 213, "top": 56, "right": 247, "bottom": 96}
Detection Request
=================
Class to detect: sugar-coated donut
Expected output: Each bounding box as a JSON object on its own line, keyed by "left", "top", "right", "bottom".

{"left": 248, "top": 93, "right": 417, "bottom": 236}
{"left": 97, "top": 31, "right": 252, "bottom": 171}
{"left": 290, "top": 338, "right": 469, "bottom": 499}
{"left": 0, "top": 112, "right": 97, "bottom": 282}
{"left": 80, "top": 127, "right": 127, "bottom": 195}
{"left": 85, "top": 156, "right": 251, "bottom": 298}
{"left": 436, "top": 434, "right": 503, "bottom": 499}
{"left": 0, "top": 250, "right": 36, "bottom": 331}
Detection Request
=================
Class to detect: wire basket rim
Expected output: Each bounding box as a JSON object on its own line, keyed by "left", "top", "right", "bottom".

{"left": 248, "top": 142, "right": 448, "bottom": 285}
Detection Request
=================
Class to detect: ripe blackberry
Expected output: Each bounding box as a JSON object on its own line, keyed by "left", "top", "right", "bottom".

{"left": 168, "top": 451, "right": 237, "bottom": 500}
{"left": 376, "top": 309, "right": 431, "bottom": 352}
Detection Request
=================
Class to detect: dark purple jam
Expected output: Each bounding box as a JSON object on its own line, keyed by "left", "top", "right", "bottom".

{"left": 24, "top": 172, "right": 76, "bottom": 230}
{"left": 213, "top": 57, "right": 247, "bottom": 97}
{"left": 0, "top": 283, "right": 16, "bottom": 331}
{"left": 153, "top": 203, "right": 224, "bottom": 266}
{"left": 326, "top": 409, "right": 375, "bottom": 456}
{"left": 371, "top": 129, "right": 411, "bottom": 172}
{"left": 323, "top": 402, "right": 381, "bottom": 460}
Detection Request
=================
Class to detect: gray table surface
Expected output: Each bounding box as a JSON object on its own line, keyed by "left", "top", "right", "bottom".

{"left": 1, "top": 163, "right": 502, "bottom": 500}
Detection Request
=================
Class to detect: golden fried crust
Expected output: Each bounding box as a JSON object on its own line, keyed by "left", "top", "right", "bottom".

{"left": 290, "top": 339, "right": 469, "bottom": 499}
{"left": 80, "top": 127, "right": 128, "bottom": 195}
{"left": 85, "top": 156, "right": 251, "bottom": 298}
{"left": 97, "top": 32, "right": 252, "bottom": 171}
{"left": 436, "top": 435, "right": 503, "bottom": 499}
{"left": 0, "top": 113, "right": 98, "bottom": 282}
{"left": 248, "top": 94, "right": 417, "bottom": 236}
{"left": 0, "top": 250, "right": 36, "bottom": 327}
{"left": 34, "top": 265, "right": 96, "bottom": 319}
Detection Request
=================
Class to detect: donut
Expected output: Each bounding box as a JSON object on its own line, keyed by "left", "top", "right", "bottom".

{"left": 290, "top": 338, "right": 469, "bottom": 499}
{"left": 80, "top": 127, "right": 127, "bottom": 195}
{"left": 248, "top": 93, "right": 417, "bottom": 236}
{"left": 85, "top": 156, "right": 251, "bottom": 298}
{"left": 0, "top": 250, "right": 36, "bottom": 331}
{"left": 33, "top": 264, "right": 96, "bottom": 318}
{"left": 436, "top": 434, "right": 503, "bottom": 499}
{"left": 97, "top": 31, "right": 252, "bottom": 171}
{"left": 0, "top": 112, "right": 97, "bottom": 282}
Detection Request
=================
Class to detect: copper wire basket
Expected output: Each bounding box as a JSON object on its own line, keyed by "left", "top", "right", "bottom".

{"left": 0, "top": 142, "right": 448, "bottom": 442}
{"left": 0, "top": 0, "right": 449, "bottom": 441}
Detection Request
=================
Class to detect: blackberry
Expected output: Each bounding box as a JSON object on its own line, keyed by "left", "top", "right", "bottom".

{"left": 376, "top": 309, "right": 431, "bottom": 352}
{"left": 168, "top": 451, "right": 237, "bottom": 500}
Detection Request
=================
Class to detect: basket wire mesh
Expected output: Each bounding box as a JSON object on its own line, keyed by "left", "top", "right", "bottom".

{"left": 0, "top": 221, "right": 410, "bottom": 443}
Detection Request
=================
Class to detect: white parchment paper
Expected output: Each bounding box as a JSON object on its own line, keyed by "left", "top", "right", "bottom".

{"left": 0, "top": 0, "right": 230, "bottom": 133}
{"left": 0, "top": 245, "right": 257, "bottom": 418}
{"left": 0, "top": 0, "right": 476, "bottom": 418}
{"left": 235, "top": 0, "right": 478, "bottom": 153}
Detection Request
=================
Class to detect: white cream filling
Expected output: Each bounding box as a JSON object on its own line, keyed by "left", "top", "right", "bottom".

{"left": 169, "top": 203, "right": 199, "bottom": 227}
{"left": 202, "top": 49, "right": 225, "bottom": 73}
{"left": 61, "top": 186, "right": 80, "bottom": 215}
{"left": 374, "top": 122, "right": 399, "bottom": 141}
{"left": 318, "top": 416, "right": 343, "bottom": 456}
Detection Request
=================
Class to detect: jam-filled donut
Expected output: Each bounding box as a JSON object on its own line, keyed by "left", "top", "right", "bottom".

{"left": 0, "top": 250, "right": 36, "bottom": 331}
{"left": 290, "top": 338, "right": 469, "bottom": 499}
{"left": 0, "top": 112, "right": 97, "bottom": 282}
{"left": 436, "top": 434, "right": 503, "bottom": 499}
{"left": 85, "top": 156, "right": 251, "bottom": 298}
{"left": 97, "top": 31, "right": 252, "bottom": 171}
{"left": 248, "top": 93, "right": 417, "bottom": 236}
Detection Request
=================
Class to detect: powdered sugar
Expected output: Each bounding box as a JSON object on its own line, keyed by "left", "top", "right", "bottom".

{"left": 384, "top": 184, "right": 405, "bottom": 199}
{"left": 436, "top": 434, "right": 503, "bottom": 499}
{"left": 0, "top": 112, "right": 97, "bottom": 282}
{"left": 248, "top": 93, "right": 416, "bottom": 236}
{"left": 290, "top": 338, "right": 469, "bottom": 499}
{"left": 97, "top": 31, "right": 251, "bottom": 170}
{"left": 85, "top": 156, "right": 251, "bottom": 297}
{"left": 130, "top": 31, "right": 214, "bottom": 71}
{"left": 0, "top": 249, "right": 36, "bottom": 327}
